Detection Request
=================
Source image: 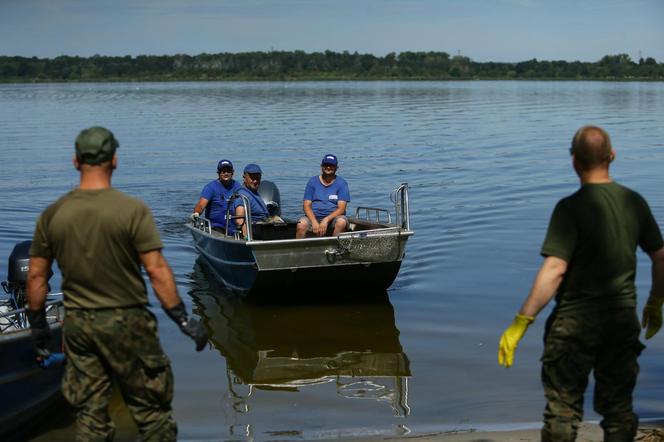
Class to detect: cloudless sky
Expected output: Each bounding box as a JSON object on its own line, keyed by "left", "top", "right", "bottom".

{"left": 1, "top": 0, "right": 663, "bottom": 62}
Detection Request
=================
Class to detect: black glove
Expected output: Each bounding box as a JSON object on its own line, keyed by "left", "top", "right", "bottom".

{"left": 26, "top": 307, "right": 52, "bottom": 359}
{"left": 164, "top": 302, "right": 208, "bottom": 351}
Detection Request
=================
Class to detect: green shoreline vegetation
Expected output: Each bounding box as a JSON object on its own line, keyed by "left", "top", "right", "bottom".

{"left": 1, "top": 51, "right": 663, "bottom": 82}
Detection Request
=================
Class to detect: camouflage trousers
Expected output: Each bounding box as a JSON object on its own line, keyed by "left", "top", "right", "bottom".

{"left": 540, "top": 307, "right": 644, "bottom": 442}
{"left": 62, "top": 307, "right": 177, "bottom": 442}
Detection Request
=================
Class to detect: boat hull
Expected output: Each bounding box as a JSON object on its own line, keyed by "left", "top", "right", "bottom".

{"left": 187, "top": 223, "right": 412, "bottom": 295}
{"left": 0, "top": 323, "right": 64, "bottom": 438}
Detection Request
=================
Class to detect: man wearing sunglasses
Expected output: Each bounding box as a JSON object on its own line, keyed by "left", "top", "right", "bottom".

{"left": 192, "top": 159, "right": 241, "bottom": 234}
{"left": 296, "top": 154, "right": 351, "bottom": 238}
{"left": 233, "top": 163, "right": 270, "bottom": 238}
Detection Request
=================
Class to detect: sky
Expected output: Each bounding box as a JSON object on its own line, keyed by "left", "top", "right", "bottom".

{"left": 1, "top": 0, "right": 663, "bottom": 63}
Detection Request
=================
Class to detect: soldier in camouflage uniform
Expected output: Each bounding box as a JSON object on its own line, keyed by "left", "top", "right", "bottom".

{"left": 26, "top": 127, "right": 208, "bottom": 441}
{"left": 498, "top": 125, "right": 664, "bottom": 442}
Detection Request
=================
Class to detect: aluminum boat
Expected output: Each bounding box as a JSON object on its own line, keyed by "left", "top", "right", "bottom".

{"left": 186, "top": 182, "right": 414, "bottom": 295}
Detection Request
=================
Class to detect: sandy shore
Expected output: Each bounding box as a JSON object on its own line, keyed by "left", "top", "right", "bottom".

{"left": 341, "top": 422, "right": 664, "bottom": 442}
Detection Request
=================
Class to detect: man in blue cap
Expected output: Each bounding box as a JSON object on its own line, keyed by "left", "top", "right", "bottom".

{"left": 234, "top": 163, "right": 269, "bottom": 238}
{"left": 192, "top": 159, "right": 241, "bottom": 234}
{"left": 296, "top": 154, "right": 350, "bottom": 238}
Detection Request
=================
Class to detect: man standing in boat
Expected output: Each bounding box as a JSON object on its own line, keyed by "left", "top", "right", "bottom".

{"left": 26, "top": 127, "right": 208, "bottom": 441}
{"left": 234, "top": 163, "right": 269, "bottom": 238}
{"left": 191, "top": 159, "right": 241, "bottom": 234}
{"left": 296, "top": 154, "right": 350, "bottom": 238}
{"left": 498, "top": 125, "right": 664, "bottom": 442}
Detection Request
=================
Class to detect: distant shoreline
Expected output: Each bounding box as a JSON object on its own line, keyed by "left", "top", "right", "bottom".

{"left": 2, "top": 77, "right": 664, "bottom": 84}
{"left": 2, "top": 51, "right": 663, "bottom": 82}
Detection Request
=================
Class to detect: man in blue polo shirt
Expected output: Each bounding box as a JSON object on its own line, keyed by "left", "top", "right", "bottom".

{"left": 296, "top": 154, "right": 351, "bottom": 238}
{"left": 234, "top": 163, "right": 269, "bottom": 238}
{"left": 192, "top": 159, "right": 241, "bottom": 234}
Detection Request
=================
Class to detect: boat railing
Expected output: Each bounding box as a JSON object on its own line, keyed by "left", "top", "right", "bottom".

{"left": 192, "top": 215, "right": 212, "bottom": 234}
{"left": 391, "top": 183, "right": 410, "bottom": 230}
{"left": 227, "top": 193, "right": 253, "bottom": 241}
{"left": 354, "top": 183, "right": 410, "bottom": 229}
{"left": 0, "top": 295, "right": 64, "bottom": 333}
{"left": 354, "top": 207, "right": 392, "bottom": 224}
{"left": 190, "top": 193, "right": 253, "bottom": 240}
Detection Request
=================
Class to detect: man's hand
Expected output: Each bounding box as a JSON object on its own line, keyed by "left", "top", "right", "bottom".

{"left": 311, "top": 220, "right": 322, "bottom": 236}
{"left": 26, "top": 307, "right": 52, "bottom": 360}
{"left": 642, "top": 294, "right": 664, "bottom": 339}
{"left": 317, "top": 218, "right": 330, "bottom": 236}
{"left": 498, "top": 313, "right": 535, "bottom": 368}
{"left": 189, "top": 212, "right": 199, "bottom": 222}
{"left": 165, "top": 302, "right": 208, "bottom": 351}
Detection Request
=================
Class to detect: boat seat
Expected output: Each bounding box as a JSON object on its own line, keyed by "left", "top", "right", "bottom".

{"left": 251, "top": 221, "right": 298, "bottom": 241}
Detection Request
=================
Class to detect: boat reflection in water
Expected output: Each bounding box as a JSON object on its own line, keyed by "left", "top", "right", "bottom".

{"left": 188, "top": 258, "right": 411, "bottom": 429}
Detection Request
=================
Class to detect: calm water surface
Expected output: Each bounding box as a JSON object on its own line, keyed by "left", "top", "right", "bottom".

{"left": 1, "top": 81, "right": 664, "bottom": 440}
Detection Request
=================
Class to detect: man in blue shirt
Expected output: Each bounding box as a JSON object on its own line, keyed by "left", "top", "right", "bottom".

{"left": 234, "top": 163, "right": 269, "bottom": 238}
{"left": 296, "top": 154, "right": 351, "bottom": 238}
{"left": 192, "top": 159, "right": 241, "bottom": 234}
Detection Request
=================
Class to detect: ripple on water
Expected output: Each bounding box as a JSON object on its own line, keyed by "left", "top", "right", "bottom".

{"left": 3, "top": 81, "right": 664, "bottom": 439}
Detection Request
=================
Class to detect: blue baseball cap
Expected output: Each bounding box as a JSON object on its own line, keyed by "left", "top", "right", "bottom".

{"left": 243, "top": 163, "right": 262, "bottom": 174}
{"left": 217, "top": 159, "right": 233, "bottom": 172}
{"left": 321, "top": 154, "right": 338, "bottom": 166}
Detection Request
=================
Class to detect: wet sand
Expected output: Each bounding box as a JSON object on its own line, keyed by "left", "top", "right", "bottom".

{"left": 342, "top": 423, "right": 664, "bottom": 442}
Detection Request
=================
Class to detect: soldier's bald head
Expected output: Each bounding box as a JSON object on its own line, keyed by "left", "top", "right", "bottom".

{"left": 570, "top": 126, "right": 614, "bottom": 170}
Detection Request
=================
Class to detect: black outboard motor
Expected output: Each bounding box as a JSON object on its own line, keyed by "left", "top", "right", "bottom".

{"left": 3, "top": 241, "right": 31, "bottom": 295}
{"left": 2, "top": 240, "right": 52, "bottom": 306}
{"left": 2, "top": 240, "right": 32, "bottom": 315}
{"left": 258, "top": 180, "right": 282, "bottom": 217}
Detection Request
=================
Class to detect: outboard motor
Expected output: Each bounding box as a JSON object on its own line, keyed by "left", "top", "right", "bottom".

{"left": 2, "top": 240, "right": 32, "bottom": 301}
{"left": 258, "top": 180, "right": 282, "bottom": 217}
{"left": 2, "top": 240, "right": 51, "bottom": 308}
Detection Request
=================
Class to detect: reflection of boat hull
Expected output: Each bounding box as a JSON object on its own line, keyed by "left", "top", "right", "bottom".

{"left": 190, "top": 258, "right": 410, "bottom": 389}
{"left": 189, "top": 257, "right": 412, "bottom": 415}
{"left": 0, "top": 324, "right": 64, "bottom": 438}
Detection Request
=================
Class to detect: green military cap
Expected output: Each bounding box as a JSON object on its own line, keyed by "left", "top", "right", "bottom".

{"left": 75, "top": 126, "right": 119, "bottom": 165}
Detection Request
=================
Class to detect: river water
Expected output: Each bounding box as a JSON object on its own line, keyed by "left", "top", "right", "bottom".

{"left": 1, "top": 81, "right": 664, "bottom": 440}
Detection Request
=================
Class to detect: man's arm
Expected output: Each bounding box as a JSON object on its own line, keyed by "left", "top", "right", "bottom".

{"left": 650, "top": 246, "right": 664, "bottom": 298}
{"left": 498, "top": 256, "right": 567, "bottom": 367}
{"left": 139, "top": 249, "right": 181, "bottom": 308}
{"left": 26, "top": 256, "right": 55, "bottom": 358}
{"left": 302, "top": 200, "right": 321, "bottom": 235}
{"left": 235, "top": 205, "right": 247, "bottom": 237}
{"left": 519, "top": 256, "right": 568, "bottom": 317}
{"left": 27, "top": 256, "right": 53, "bottom": 311}
{"left": 642, "top": 246, "right": 664, "bottom": 339}
{"left": 140, "top": 249, "right": 208, "bottom": 351}
{"left": 193, "top": 197, "right": 209, "bottom": 217}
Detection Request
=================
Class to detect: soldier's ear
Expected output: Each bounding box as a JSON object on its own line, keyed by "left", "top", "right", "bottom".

{"left": 73, "top": 155, "right": 81, "bottom": 171}
{"left": 609, "top": 149, "right": 616, "bottom": 163}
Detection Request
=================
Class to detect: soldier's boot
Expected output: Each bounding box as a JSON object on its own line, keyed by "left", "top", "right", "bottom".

{"left": 541, "top": 420, "right": 579, "bottom": 442}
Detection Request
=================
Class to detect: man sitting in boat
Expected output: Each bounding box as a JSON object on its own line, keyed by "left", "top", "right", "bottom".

{"left": 234, "top": 163, "right": 270, "bottom": 238}
{"left": 296, "top": 154, "right": 351, "bottom": 238}
{"left": 191, "top": 159, "right": 242, "bottom": 234}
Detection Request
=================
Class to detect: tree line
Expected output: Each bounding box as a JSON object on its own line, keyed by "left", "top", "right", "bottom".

{"left": 1, "top": 51, "right": 662, "bottom": 81}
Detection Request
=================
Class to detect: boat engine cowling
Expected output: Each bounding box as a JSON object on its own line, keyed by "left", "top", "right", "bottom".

{"left": 6, "top": 240, "right": 32, "bottom": 291}
{"left": 3, "top": 240, "right": 52, "bottom": 295}
{"left": 258, "top": 180, "right": 281, "bottom": 217}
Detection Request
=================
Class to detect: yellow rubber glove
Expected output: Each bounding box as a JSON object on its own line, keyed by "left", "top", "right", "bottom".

{"left": 642, "top": 294, "right": 664, "bottom": 339}
{"left": 498, "top": 313, "right": 535, "bottom": 368}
